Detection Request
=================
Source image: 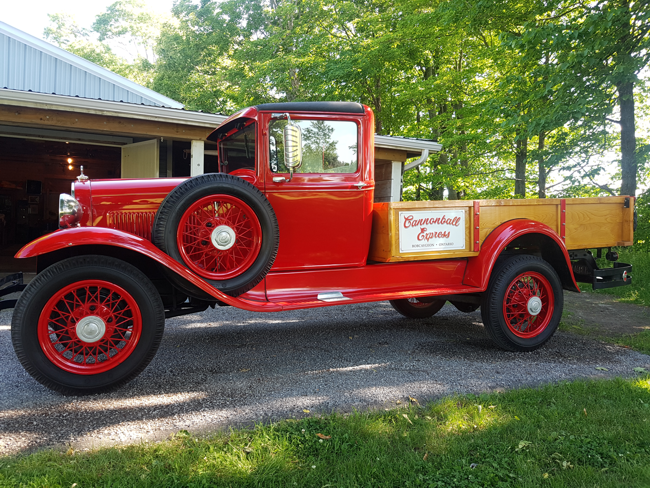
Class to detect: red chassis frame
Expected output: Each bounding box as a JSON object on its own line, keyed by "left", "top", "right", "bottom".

{"left": 16, "top": 219, "right": 578, "bottom": 312}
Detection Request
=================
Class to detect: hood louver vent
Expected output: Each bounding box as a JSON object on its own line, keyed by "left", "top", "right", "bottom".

{"left": 106, "top": 211, "right": 156, "bottom": 241}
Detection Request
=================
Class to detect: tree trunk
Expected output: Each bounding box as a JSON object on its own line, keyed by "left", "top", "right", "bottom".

{"left": 373, "top": 91, "right": 383, "bottom": 134}
{"left": 285, "top": 4, "right": 300, "bottom": 102}
{"left": 538, "top": 131, "right": 546, "bottom": 199}
{"left": 515, "top": 134, "right": 527, "bottom": 197}
{"left": 618, "top": 81, "right": 637, "bottom": 196}
{"left": 434, "top": 153, "right": 448, "bottom": 200}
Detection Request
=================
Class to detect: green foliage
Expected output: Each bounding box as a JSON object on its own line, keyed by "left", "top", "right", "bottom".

{"left": 2, "top": 377, "right": 650, "bottom": 486}
{"left": 634, "top": 189, "right": 650, "bottom": 251}
{"left": 611, "top": 330, "right": 650, "bottom": 356}
{"left": 41, "top": 0, "right": 650, "bottom": 200}
{"left": 92, "top": 0, "right": 162, "bottom": 63}
{"left": 43, "top": 1, "right": 165, "bottom": 87}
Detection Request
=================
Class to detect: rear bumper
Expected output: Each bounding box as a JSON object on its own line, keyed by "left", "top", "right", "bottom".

{"left": 571, "top": 253, "right": 632, "bottom": 290}
{"left": 590, "top": 262, "right": 632, "bottom": 290}
{"left": 0, "top": 272, "right": 27, "bottom": 310}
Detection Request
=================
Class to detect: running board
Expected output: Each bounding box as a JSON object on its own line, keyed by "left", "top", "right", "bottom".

{"left": 317, "top": 292, "right": 351, "bottom": 302}
{"left": 270, "top": 285, "right": 483, "bottom": 311}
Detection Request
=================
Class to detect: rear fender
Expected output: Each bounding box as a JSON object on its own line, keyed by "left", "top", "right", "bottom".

{"left": 15, "top": 228, "right": 281, "bottom": 312}
{"left": 464, "top": 220, "right": 579, "bottom": 292}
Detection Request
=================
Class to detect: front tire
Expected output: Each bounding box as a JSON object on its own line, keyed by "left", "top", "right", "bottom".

{"left": 11, "top": 256, "right": 165, "bottom": 395}
{"left": 481, "top": 255, "right": 563, "bottom": 352}
{"left": 389, "top": 297, "right": 445, "bottom": 318}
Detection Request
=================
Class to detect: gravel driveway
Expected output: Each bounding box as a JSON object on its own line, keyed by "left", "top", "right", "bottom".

{"left": 1, "top": 298, "right": 649, "bottom": 456}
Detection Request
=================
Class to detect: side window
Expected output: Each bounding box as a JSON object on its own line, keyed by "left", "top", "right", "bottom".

{"left": 269, "top": 119, "right": 358, "bottom": 174}
{"left": 219, "top": 123, "right": 256, "bottom": 173}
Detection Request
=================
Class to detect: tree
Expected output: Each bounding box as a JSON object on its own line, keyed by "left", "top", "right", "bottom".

{"left": 92, "top": 0, "right": 161, "bottom": 63}
{"left": 43, "top": 1, "right": 165, "bottom": 87}
{"left": 44, "top": 13, "right": 130, "bottom": 77}
{"left": 510, "top": 0, "right": 650, "bottom": 196}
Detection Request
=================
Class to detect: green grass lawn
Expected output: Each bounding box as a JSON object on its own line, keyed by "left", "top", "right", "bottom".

{"left": 576, "top": 248, "right": 650, "bottom": 354}
{"left": 2, "top": 376, "right": 650, "bottom": 487}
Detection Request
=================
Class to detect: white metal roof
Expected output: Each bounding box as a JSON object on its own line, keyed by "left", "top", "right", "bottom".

{"left": 0, "top": 88, "right": 226, "bottom": 127}
{"left": 0, "top": 20, "right": 183, "bottom": 109}
{"left": 374, "top": 134, "right": 442, "bottom": 152}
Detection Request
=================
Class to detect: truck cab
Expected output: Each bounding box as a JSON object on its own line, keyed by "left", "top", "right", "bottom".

{"left": 212, "top": 102, "right": 375, "bottom": 271}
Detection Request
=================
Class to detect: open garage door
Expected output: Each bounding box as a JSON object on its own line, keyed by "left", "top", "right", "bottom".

{"left": 121, "top": 139, "right": 159, "bottom": 178}
{"left": 0, "top": 137, "right": 121, "bottom": 273}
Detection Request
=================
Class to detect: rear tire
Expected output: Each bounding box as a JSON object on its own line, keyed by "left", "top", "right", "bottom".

{"left": 11, "top": 256, "right": 165, "bottom": 395}
{"left": 389, "top": 298, "right": 445, "bottom": 319}
{"left": 481, "top": 255, "right": 563, "bottom": 352}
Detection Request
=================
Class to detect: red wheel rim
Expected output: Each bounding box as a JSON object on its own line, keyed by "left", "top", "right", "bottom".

{"left": 407, "top": 297, "right": 436, "bottom": 309}
{"left": 38, "top": 280, "right": 142, "bottom": 375}
{"left": 502, "top": 272, "right": 554, "bottom": 338}
{"left": 177, "top": 195, "right": 262, "bottom": 280}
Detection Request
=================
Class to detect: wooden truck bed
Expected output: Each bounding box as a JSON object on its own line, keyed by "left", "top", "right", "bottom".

{"left": 369, "top": 196, "right": 634, "bottom": 262}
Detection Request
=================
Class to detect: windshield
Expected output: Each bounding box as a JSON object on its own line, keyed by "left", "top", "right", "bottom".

{"left": 219, "top": 123, "right": 256, "bottom": 173}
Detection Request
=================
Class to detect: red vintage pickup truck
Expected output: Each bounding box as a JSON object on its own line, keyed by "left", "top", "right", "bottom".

{"left": 2, "top": 102, "right": 634, "bottom": 395}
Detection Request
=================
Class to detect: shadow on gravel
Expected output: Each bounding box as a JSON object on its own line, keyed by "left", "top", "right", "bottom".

{"left": 1, "top": 299, "right": 648, "bottom": 455}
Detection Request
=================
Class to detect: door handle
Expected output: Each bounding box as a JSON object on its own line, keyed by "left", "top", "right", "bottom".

{"left": 355, "top": 182, "right": 368, "bottom": 190}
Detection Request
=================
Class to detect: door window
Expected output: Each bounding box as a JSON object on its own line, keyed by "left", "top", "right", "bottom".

{"left": 269, "top": 119, "right": 358, "bottom": 174}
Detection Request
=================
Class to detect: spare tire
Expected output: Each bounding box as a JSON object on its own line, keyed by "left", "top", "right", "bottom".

{"left": 152, "top": 174, "right": 279, "bottom": 297}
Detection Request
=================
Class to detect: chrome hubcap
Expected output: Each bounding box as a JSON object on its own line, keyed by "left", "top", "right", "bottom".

{"left": 527, "top": 296, "right": 543, "bottom": 316}
{"left": 76, "top": 316, "right": 106, "bottom": 343}
{"left": 211, "top": 225, "right": 236, "bottom": 250}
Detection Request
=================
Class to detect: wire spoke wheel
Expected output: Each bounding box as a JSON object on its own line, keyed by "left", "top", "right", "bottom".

{"left": 37, "top": 280, "right": 142, "bottom": 375}
{"left": 502, "top": 272, "right": 554, "bottom": 338}
{"left": 407, "top": 297, "right": 435, "bottom": 308}
{"left": 481, "top": 255, "right": 563, "bottom": 352}
{"left": 12, "top": 256, "right": 164, "bottom": 395}
{"left": 153, "top": 174, "right": 279, "bottom": 297}
{"left": 177, "top": 195, "right": 262, "bottom": 280}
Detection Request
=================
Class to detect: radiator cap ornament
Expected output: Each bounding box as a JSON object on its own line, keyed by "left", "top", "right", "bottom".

{"left": 77, "top": 165, "right": 89, "bottom": 182}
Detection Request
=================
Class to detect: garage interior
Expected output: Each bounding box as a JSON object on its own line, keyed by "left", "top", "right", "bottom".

{"left": 0, "top": 125, "right": 220, "bottom": 273}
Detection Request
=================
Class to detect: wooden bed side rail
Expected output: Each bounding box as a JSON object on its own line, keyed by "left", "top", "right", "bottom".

{"left": 369, "top": 196, "right": 634, "bottom": 262}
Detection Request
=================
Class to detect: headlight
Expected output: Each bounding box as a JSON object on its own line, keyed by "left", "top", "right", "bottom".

{"left": 59, "top": 193, "right": 83, "bottom": 229}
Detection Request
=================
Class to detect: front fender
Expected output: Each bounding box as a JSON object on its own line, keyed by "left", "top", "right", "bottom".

{"left": 15, "top": 228, "right": 282, "bottom": 312}
{"left": 463, "top": 220, "right": 579, "bottom": 291}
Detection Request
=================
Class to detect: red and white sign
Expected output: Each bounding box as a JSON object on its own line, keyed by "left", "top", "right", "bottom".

{"left": 399, "top": 210, "right": 465, "bottom": 253}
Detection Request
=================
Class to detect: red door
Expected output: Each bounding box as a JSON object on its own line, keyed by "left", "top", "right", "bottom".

{"left": 260, "top": 113, "right": 374, "bottom": 271}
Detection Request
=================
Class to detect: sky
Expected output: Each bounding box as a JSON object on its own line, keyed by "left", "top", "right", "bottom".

{"left": 0, "top": 0, "right": 175, "bottom": 41}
